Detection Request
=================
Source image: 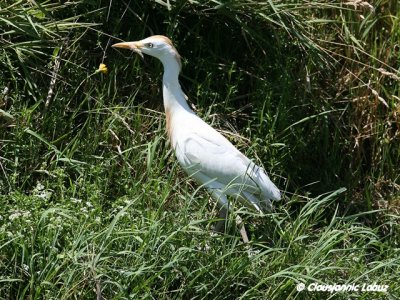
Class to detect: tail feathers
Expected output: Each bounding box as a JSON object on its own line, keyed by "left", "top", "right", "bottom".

{"left": 251, "top": 165, "right": 281, "bottom": 201}
{"left": 242, "top": 191, "right": 272, "bottom": 213}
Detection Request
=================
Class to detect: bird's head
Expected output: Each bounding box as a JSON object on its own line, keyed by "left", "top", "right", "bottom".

{"left": 112, "top": 35, "right": 181, "bottom": 70}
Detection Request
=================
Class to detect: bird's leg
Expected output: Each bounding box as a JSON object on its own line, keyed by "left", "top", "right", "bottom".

{"left": 236, "top": 215, "right": 249, "bottom": 243}
{"left": 214, "top": 206, "right": 228, "bottom": 233}
{"left": 210, "top": 190, "right": 229, "bottom": 233}
{"left": 211, "top": 190, "right": 249, "bottom": 243}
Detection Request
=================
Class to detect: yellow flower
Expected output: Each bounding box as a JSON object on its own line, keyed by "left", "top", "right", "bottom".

{"left": 97, "top": 63, "right": 108, "bottom": 74}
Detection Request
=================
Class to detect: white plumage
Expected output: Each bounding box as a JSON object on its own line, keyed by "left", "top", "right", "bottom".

{"left": 113, "top": 35, "right": 281, "bottom": 236}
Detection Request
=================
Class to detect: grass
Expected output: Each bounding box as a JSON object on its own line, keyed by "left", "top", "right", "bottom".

{"left": 1, "top": 0, "right": 399, "bottom": 299}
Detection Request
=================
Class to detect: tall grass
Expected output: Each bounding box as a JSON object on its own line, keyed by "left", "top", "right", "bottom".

{"left": 0, "top": 0, "right": 399, "bottom": 299}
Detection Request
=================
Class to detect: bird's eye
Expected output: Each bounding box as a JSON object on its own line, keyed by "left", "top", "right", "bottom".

{"left": 146, "top": 43, "right": 154, "bottom": 48}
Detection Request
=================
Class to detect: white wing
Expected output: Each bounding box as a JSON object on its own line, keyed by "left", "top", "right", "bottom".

{"left": 174, "top": 117, "right": 281, "bottom": 207}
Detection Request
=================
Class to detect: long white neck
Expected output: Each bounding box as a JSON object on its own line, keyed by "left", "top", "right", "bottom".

{"left": 160, "top": 57, "right": 193, "bottom": 114}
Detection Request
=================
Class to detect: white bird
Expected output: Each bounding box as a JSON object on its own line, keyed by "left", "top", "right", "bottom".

{"left": 113, "top": 35, "right": 281, "bottom": 241}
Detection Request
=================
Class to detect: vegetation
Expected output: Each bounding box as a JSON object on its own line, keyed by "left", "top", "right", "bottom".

{"left": 0, "top": 0, "right": 399, "bottom": 299}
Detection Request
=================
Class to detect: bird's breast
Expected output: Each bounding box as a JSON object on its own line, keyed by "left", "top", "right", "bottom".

{"left": 165, "top": 108, "right": 195, "bottom": 149}
{"left": 165, "top": 108, "right": 174, "bottom": 145}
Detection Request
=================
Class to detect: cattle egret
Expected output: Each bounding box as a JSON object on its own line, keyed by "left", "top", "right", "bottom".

{"left": 113, "top": 35, "right": 281, "bottom": 242}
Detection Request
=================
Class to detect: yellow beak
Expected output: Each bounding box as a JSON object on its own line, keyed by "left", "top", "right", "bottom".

{"left": 112, "top": 41, "right": 144, "bottom": 58}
